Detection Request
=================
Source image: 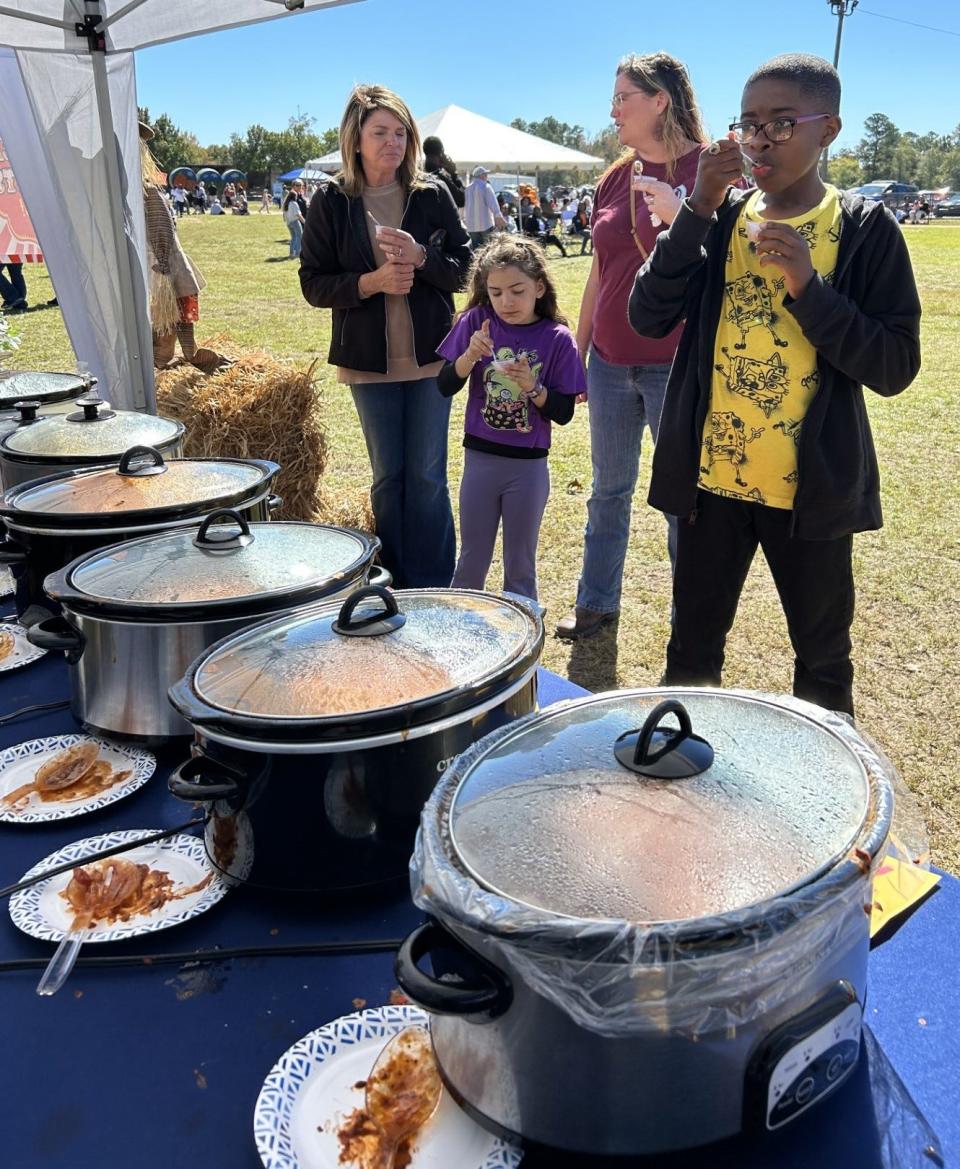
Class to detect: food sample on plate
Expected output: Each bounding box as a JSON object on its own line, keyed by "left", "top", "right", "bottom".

{"left": 1, "top": 741, "right": 132, "bottom": 812}
{"left": 60, "top": 856, "right": 213, "bottom": 930}
{"left": 0, "top": 627, "right": 15, "bottom": 663}
{"left": 336, "top": 1026, "right": 442, "bottom": 1169}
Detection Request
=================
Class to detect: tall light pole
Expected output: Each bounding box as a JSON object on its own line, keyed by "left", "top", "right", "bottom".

{"left": 821, "top": 0, "right": 858, "bottom": 178}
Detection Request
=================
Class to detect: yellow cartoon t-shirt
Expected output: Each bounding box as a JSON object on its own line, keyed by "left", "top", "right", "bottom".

{"left": 699, "top": 185, "right": 841, "bottom": 508}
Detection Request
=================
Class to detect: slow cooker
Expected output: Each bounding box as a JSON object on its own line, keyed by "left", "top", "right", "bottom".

{"left": 396, "top": 689, "right": 896, "bottom": 1155}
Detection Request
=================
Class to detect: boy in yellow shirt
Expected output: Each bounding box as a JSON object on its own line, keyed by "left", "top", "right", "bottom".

{"left": 629, "top": 54, "right": 921, "bottom": 716}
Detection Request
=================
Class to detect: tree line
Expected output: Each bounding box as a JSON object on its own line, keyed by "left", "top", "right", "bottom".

{"left": 140, "top": 107, "right": 960, "bottom": 192}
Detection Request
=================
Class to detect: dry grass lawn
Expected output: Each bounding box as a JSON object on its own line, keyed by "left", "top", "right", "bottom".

{"left": 6, "top": 212, "right": 958, "bottom": 872}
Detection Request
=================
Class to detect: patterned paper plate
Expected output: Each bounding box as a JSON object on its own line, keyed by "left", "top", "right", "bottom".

{"left": 0, "top": 622, "right": 46, "bottom": 672}
{"left": 254, "top": 1004, "right": 522, "bottom": 1169}
{"left": 9, "top": 829, "right": 229, "bottom": 943}
{"left": 0, "top": 734, "right": 156, "bottom": 823}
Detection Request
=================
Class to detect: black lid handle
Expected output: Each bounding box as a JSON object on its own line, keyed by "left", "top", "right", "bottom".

{"left": 333, "top": 584, "right": 406, "bottom": 637}
{"left": 614, "top": 698, "right": 715, "bottom": 779}
{"left": 117, "top": 445, "right": 168, "bottom": 477}
{"left": 67, "top": 393, "right": 115, "bottom": 423}
{"left": 13, "top": 400, "right": 40, "bottom": 422}
{"left": 194, "top": 509, "right": 254, "bottom": 551}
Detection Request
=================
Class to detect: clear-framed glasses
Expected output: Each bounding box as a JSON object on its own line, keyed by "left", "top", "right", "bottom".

{"left": 611, "top": 91, "right": 645, "bottom": 108}
{"left": 728, "top": 114, "right": 830, "bottom": 144}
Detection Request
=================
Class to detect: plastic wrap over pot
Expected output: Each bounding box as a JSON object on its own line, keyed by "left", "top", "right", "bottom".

{"left": 411, "top": 690, "right": 897, "bottom": 1038}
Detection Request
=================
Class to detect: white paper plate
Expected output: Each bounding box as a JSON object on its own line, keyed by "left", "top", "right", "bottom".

{"left": 0, "top": 622, "right": 46, "bottom": 672}
{"left": 254, "top": 1004, "right": 522, "bottom": 1169}
{"left": 9, "top": 829, "right": 229, "bottom": 943}
{"left": 0, "top": 734, "right": 156, "bottom": 823}
{"left": 0, "top": 565, "right": 13, "bottom": 598}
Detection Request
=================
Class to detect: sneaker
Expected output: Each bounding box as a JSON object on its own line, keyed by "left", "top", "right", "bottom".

{"left": 555, "top": 607, "right": 618, "bottom": 640}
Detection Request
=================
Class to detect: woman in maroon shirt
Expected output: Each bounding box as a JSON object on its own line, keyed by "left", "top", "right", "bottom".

{"left": 557, "top": 52, "right": 709, "bottom": 639}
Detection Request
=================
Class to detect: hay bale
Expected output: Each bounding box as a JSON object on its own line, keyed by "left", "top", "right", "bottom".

{"left": 156, "top": 344, "right": 329, "bottom": 522}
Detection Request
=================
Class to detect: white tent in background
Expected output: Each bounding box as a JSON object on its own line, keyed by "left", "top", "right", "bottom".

{"left": 0, "top": 1, "right": 364, "bottom": 412}
{"left": 307, "top": 103, "right": 605, "bottom": 175}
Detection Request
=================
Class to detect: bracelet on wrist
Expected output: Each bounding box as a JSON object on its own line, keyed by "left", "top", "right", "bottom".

{"left": 415, "top": 244, "right": 428, "bottom": 270}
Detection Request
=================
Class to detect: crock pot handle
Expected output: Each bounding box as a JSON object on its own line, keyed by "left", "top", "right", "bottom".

{"left": 168, "top": 755, "right": 243, "bottom": 803}
{"left": 267, "top": 493, "right": 283, "bottom": 512}
{"left": 0, "top": 537, "right": 27, "bottom": 566}
{"left": 117, "top": 445, "right": 167, "bottom": 477}
{"left": 333, "top": 585, "right": 406, "bottom": 637}
{"left": 366, "top": 565, "right": 393, "bottom": 589}
{"left": 614, "top": 698, "right": 715, "bottom": 778}
{"left": 26, "top": 616, "right": 85, "bottom": 664}
{"left": 394, "top": 920, "right": 512, "bottom": 1019}
{"left": 194, "top": 509, "right": 254, "bottom": 551}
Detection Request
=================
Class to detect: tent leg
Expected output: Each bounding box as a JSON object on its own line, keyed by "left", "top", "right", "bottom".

{"left": 89, "top": 49, "right": 154, "bottom": 412}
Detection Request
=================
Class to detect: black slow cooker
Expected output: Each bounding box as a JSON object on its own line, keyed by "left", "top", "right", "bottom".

{"left": 397, "top": 689, "right": 896, "bottom": 1156}
{"left": 167, "top": 586, "right": 544, "bottom": 895}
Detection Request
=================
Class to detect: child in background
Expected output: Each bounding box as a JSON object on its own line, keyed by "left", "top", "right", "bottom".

{"left": 438, "top": 238, "right": 585, "bottom": 602}
{"left": 629, "top": 53, "right": 921, "bottom": 716}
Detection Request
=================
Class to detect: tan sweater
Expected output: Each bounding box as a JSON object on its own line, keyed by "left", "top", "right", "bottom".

{"left": 337, "top": 181, "right": 443, "bottom": 385}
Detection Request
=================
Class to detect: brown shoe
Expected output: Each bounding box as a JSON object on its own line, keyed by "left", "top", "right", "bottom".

{"left": 555, "top": 607, "right": 618, "bottom": 640}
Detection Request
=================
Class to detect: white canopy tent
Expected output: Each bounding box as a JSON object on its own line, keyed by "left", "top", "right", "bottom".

{"left": 308, "top": 103, "right": 605, "bottom": 175}
{"left": 0, "top": 1, "right": 363, "bottom": 411}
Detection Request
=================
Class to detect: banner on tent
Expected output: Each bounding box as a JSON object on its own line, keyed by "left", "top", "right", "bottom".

{"left": 0, "top": 134, "right": 43, "bottom": 264}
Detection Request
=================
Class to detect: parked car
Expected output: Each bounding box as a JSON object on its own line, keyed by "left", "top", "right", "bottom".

{"left": 852, "top": 180, "right": 918, "bottom": 209}
{"left": 934, "top": 194, "right": 960, "bottom": 218}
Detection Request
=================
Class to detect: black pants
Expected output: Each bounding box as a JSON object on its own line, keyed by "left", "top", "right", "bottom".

{"left": 664, "top": 490, "right": 855, "bottom": 715}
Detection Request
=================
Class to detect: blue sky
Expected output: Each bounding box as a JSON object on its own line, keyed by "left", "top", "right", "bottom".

{"left": 136, "top": 0, "right": 960, "bottom": 154}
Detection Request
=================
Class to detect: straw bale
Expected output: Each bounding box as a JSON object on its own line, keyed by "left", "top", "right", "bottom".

{"left": 156, "top": 343, "right": 328, "bottom": 522}
{"left": 155, "top": 339, "right": 374, "bottom": 534}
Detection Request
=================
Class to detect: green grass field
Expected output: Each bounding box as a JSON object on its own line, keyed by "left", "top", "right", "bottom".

{"left": 6, "top": 213, "right": 959, "bottom": 872}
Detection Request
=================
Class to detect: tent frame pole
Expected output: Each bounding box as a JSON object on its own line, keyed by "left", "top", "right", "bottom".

{"left": 88, "top": 42, "right": 154, "bottom": 411}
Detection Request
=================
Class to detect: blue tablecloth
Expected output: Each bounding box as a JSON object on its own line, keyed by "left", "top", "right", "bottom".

{"left": 1, "top": 652, "right": 956, "bottom": 1169}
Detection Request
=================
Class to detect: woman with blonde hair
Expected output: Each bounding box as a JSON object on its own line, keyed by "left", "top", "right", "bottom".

{"left": 300, "top": 84, "right": 471, "bottom": 588}
{"left": 556, "top": 52, "right": 711, "bottom": 639}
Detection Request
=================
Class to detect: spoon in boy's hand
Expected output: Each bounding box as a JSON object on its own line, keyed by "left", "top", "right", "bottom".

{"left": 364, "top": 1026, "right": 441, "bottom": 1169}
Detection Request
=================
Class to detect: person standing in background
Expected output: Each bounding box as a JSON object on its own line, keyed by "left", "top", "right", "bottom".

{"left": 299, "top": 84, "right": 471, "bottom": 588}
{"left": 557, "top": 51, "right": 710, "bottom": 640}
{"left": 423, "top": 136, "right": 465, "bottom": 209}
{"left": 465, "top": 166, "right": 506, "bottom": 247}
{"left": 282, "top": 180, "right": 307, "bottom": 259}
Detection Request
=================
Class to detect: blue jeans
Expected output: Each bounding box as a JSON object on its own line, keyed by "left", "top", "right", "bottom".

{"left": 350, "top": 379, "right": 455, "bottom": 588}
{"left": 576, "top": 348, "right": 677, "bottom": 613}
{"left": 0, "top": 263, "right": 27, "bottom": 308}
{"left": 287, "top": 219, "right": 303, "bottom": 258}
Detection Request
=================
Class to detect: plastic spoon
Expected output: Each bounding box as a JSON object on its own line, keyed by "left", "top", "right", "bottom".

{"left": 632, "top": 160, "right": 662, "bottom": 227}
{"left": 364, "top": 1026, "right": 442, "bottom": 1169}
{"left": 36, "top": 927, "right": 89, "bottom": 996}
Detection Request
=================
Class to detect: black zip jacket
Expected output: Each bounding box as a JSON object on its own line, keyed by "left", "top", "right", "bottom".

{"left": 299, "top": 178, "right": 471, "bottom": 373}
{"left": 628, "top": 189, "right": 921, "bottom": 539}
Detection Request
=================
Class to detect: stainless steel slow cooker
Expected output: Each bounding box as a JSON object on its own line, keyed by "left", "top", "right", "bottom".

{"left": 167, "top": 586, "right": 544, "bottom": 895}
{"left": 0, "top": 394, "right": 184, "bottom": 489}
{"left": 28, "top": 510, "right": 384, "bottom": 742}
{"left": 397, "top": 689, "right": 896, "bottom": 1156}
{"left": 0, "top": 370, "right": 100, "bottom": 439}
{"left": 0, "top": 446, "right": 279, "bottom": 622}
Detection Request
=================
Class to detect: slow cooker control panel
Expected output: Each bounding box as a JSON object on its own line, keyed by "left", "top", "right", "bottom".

{"left": 746, "top": 981, "right": 862, "bottom": 1132}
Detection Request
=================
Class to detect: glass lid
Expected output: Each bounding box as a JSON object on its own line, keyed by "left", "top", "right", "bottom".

{"left": 448, "top": 690, "right": 871, "bottom": 924}
{"left": 69, "top": 518, "right": 371, "bottom": 607}
{"left": 0, "top": 371, "right": 88, "bottom": 407}
{"left": 191, "top": 589, "right": 540, "bottom": 723}
{"left": 7, "top": 457, "right": 266, "bottom": 517}
{"left": 2, "top": 406, "right": 180, "bottom": 458}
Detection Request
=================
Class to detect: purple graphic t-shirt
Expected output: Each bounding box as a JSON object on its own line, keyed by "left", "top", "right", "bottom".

{"left": 438, "top": 306, "right": 585, "bottom": 451}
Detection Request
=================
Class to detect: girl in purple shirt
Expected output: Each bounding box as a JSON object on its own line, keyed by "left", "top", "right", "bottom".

{"left": 438, "top": 238, "right": 586, "bottom": 601}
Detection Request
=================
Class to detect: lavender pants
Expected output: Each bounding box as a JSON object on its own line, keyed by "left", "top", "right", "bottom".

{"left": 451, "top": 449, "right": 550, "bottom": 602}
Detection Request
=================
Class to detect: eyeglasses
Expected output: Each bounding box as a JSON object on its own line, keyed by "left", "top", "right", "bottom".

{"left": 611, "top": 91, "right": 646, "bottom": 108}
{"left": 728, "top": 114, "right": 831, "bottom": 144}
